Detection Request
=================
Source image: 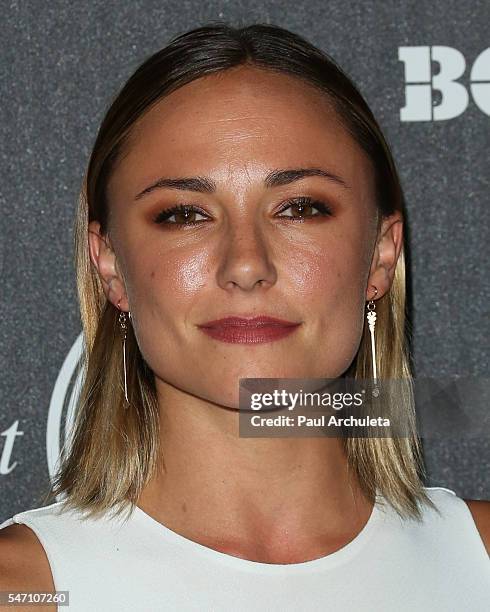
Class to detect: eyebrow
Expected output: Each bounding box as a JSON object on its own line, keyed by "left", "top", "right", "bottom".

{"left": 134, "top": 167, "right": 350, "bottom": 200}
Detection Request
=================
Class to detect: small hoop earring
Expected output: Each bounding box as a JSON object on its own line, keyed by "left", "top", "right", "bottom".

{"left": 116, "top": 299, "right": 130, "bottom": 403}
{"left": 366, "top": 286, "right": 379, "bottom": 397}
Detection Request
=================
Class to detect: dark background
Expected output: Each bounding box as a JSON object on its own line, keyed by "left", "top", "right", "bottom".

{"left": 1, "top": 0, "right": 489, "bottom": 521}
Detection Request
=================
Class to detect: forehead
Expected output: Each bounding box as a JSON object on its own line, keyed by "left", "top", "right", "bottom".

{"left": 109, "top": 66, "right": 374, "bottom": 198}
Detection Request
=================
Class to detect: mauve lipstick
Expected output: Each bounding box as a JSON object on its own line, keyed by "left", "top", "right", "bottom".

{"left": 197, "top": 315, "right": 301, "bottom": 344}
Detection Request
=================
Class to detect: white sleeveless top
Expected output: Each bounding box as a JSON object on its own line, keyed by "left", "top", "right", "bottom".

{"left": 1, "top": 486, "right": 488, "bottom": 611}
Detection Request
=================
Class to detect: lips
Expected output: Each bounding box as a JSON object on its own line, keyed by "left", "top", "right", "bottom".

{"left": 197, "top": 316, "right": 301, "bottom": 344}
{"left": 199, "top": 316, "right": 300, "bottom": 328}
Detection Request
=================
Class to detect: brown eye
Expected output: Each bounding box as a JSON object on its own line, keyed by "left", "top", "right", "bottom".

{"left": 277, "top": 196, "right": 333, "bottom": 220}
{"left": 154, "top": 204, "right": 209, "bottom": 226}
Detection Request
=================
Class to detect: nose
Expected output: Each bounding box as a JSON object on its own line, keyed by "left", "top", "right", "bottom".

{"left": 217, "top": 222, "right": 277, "bottom": 292}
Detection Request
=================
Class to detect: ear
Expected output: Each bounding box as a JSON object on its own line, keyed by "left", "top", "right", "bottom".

{"left": 366, "top": 211, "right": 404, "bottom": 301}
{"left": 88, "top": 221, "right": 129, "bottom": 311}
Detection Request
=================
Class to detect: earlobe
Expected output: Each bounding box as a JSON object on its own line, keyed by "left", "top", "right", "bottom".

{"left": 366, "top": 212, "right": 404, "bottom": 300}
{"left": 87, "top": 220, "right": 128, "bottom": 309}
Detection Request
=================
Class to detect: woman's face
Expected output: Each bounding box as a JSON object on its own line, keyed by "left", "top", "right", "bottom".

{"left": 90, "top": 66, "right": 400, "bottom": 408}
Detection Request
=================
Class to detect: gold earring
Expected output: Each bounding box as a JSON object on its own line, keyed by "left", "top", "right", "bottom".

{"left": 116, "top": 299, "right": 130, "bottom": 403}
{"left": 366, "top": 286, "right": 379, "bottom": 397}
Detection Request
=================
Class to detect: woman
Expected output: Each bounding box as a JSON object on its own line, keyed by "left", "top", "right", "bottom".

{"left": 0, "top": 22, "right": 488, "bottom": 612}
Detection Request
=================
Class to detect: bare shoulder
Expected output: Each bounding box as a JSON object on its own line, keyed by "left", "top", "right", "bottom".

{"left": 0, "top": 523, "right": 56, "bottom": 611}
{"left": 463, "top": 499, "right": 490, "bottom": 556}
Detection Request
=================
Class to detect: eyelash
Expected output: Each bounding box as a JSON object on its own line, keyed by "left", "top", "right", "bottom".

{"left": 152, "top": 196, "right": 333, "bottom": 227}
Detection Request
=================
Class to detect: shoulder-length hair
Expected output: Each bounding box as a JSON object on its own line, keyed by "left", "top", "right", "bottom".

{"left": 45, "top": 22, "right": 435, "bottom": 521}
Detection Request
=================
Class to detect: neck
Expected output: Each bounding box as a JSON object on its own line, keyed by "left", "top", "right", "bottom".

{"left": 137, "top": 381, "right": 374, "bottom": 563}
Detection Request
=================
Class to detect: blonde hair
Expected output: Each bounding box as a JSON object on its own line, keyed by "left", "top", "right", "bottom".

{"left": 44, "top": 23, "right": 436, "bottom": 521}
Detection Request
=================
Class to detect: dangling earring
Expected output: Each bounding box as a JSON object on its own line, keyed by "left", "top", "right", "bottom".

{"left": 366, "top": 286, "right": 379, "bottom": 397}
{"left": 117, "top": 299, "right": 131, "bottom": 403}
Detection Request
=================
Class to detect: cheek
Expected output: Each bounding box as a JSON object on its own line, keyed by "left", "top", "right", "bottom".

{"left": 121, "top": 245, "right": 212, "bottom": 379}
{"left": 290, "top": 229, "right": 367, "bottom": 307}
{"left": 294, "top": 228, "right": 370, "bottom": 375}
{"left": 124, "top": 244, "right": 209, "bottom": 312}
{"left": 152, "top": 248, "right": 209, "bottom": 298}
